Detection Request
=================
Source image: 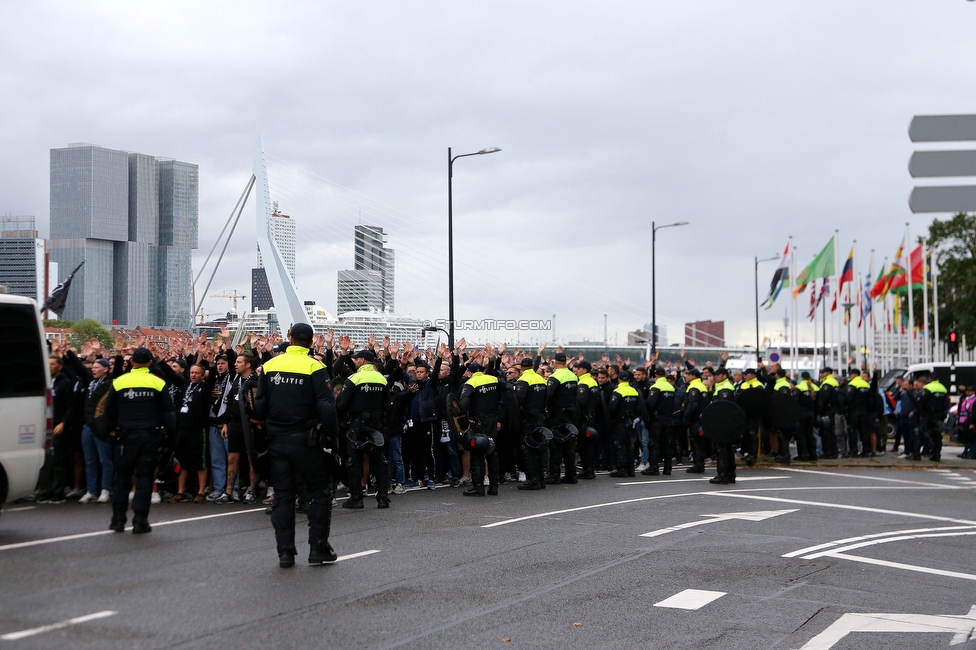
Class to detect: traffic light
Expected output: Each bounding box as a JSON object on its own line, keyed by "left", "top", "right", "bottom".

{"left": 948, "top": 330, "right": 959, "bottom": 356}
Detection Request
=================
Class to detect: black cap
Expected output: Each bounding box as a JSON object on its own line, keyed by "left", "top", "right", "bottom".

{"left": 822, "top": 366, "right": 833, "bottom": 373}
{"left": 686, "top": 368, "right": 701, "bottom": 378}
{"left": 520, "top": 357, "right": 534, "bottom": 368}
{"left": 848, "top": 367, "right": 860, "bottom": 375}
{"left": 554, "top": 352, "right": 567, "bottom": 362}
{"left": 575, "top": 360, "right": 591, "bottom": 371}
{"left": 131, "top": 347, "right": 153, "bottom": 364}
{"left": 353, "top": 350, "right": 376, "bottom": 361}
{"left": 94, "top": 358, "right": 110, "bottom": 368}
{"left": 654, "top": 366, "right": 667, "bottom": 377}
{"left": 714, "top": 366, "right": 729, "bottom": 376}
{"left": 801, "top": 371, "right": 811, "bottom": 379}
{"left": 744, "top": 368, "right": 758, "bottom": 376}
{"left": 466, "top": 362, "right": 484, "bottom": 374}
{"left": 776, "top": 368, "right": 787, "bottom": 378}
{"left": 290, "top": 323, "right": 314, "bottom": 341}
{"left": 618, "top": 370, "right": 633, "bottom": 382}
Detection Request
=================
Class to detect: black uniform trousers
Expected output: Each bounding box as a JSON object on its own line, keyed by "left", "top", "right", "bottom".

{"left": 269, "top": 432, "right": 333, "bottom": 553}
{"left": 547, "top": 408, "right": 578, "bottom": 481}
{"left": 688, "top": 423, "right": 706, "bottom": 471}
{"left": 818, "top": 415, "right": 839, "bottom": 458}
{"left": 715, "top": 442, "right": 736, "bottom": 480}
{"left": 577, "top": 419, "right": 598, "bottom": 475}
{"left": 112, "top": 431, "right": 156, "bottom": 515}
{"left": 649, "top": 419, "right": 672, "bottom": 474}
{"left": 797, "top": 411, "right": 818, "bottom": 460}
{"left": 520, "top": 413, "right": 548, "bottom": 484}
{"left": 470, "top": 415, "right": 499, "bottom": 488}
{"left": 613, "top": 422, "right": 636, "bottom": 475}
{"left": 346, "top": 416, "right": 390, "bottom": 498}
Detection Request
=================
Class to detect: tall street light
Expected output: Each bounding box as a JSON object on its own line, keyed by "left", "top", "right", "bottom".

{"left": 448, "top": 146, "right": 501, "bottom": 345}
{"left": 754, "top": 254, "right": 780, "bottom": 364}
{"left": 651, "top": 221, "right": 689, "bottom": 359}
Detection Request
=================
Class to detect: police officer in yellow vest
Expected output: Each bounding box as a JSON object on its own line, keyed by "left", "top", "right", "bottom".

{"left": 644, "top": 367, "right": 676, "bottom": 476}
{"left": 546, "top": 352, "right": 580, "bottom": 484}
{"left": 458, "top": 362, "right": 501, "bottom": 496}
{"left": 844, "top": 369, "right": 873, "bottom": 457}
{"left": 514, "top": 358, "right": 549, "bottom": 490}
{"left": 608, "top": 370, "right": 647, "bottom": 477}
{"left": 708, "top": 367, "right": 737, "bottom": 484}
{"left": 337, "top": 349, "right": 391, "bottom": 510}
{"left": 917, "top": 375, "right": 949, "bottom": 462}
{"left": 795, "top": 371, "right": 819, "bottom": 462}
{"left": 772, "top": 368, "right": 796, "bottom": 464}
{"left": 682, "top": 368, "right": 710, "bottom": 473}
{"left": 573, "top": 360, "right": 601, "bottom": 480}
{"left": 253, "top": 323, "right": 339, "bottom": 568}
{"left": 816, "top": 367, "right": 841, "bottom": 458}
{"left": 100, "top": 347, "right": 176, "bottom": 534}
{"left": 736, "top": 368, "right": 765, "bottom": 465}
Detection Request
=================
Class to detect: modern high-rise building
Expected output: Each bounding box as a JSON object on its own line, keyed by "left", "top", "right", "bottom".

{"left": 337, "top": 269, "right": 383, "bottom": 314}
{"left": 353, "top": 225, "right": 394, "bottom": 312}
{"left": 48, "top": 144, "right": 198, "bottom": 328}
{"left": 252, "top": 204, "right": 296, "bottom": 311}
{"left": 0, "top": 216, "right": 47, "bottom": 302}
{"left": 684, "top": 320, "right": 725, "bottom": 347}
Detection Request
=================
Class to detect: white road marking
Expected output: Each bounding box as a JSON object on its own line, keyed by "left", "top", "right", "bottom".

{"left": 336, "top": 549, "right": 381, "bottom": 562}
{"left": 803, "top": 530, "right": 976, "bottom": 559}
{"left": 614, "top": 476, "right": 788, "bottom": 486}
{"left": 784, "top": 525, "right": 976, "bottom": 558}
{"left": 0, "top": 507, "right": 265, "bottom": 552}
{"left": 481, "top": 492, "right": 702, "bottom": 528}
{"left": 1, "top": 506, "right": 36, "bottom": 512}
{"left": 797, "top": 605, "right": 976, "bottom": 650}
{"left": 775, "top": 466, "right": 964, "bottom": 489}
{"left": 827, "top": 552, "right": 976, "bottom": 582}
{"left": 0, "top": 610, "right": 117, "bottom": 641}
{"left": 653, "top": 589, "right": 726, "bottom": 610}
{"left": 709, "top": 492, "right": 976, "bottom": 525}
{"left": 640, "top": 509, "right": 797, "bottom": 537}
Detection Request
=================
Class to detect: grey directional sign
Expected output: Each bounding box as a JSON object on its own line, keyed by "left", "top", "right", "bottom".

{"left": 909, "top": 150, "right": 976, "bottom": 178}
{"left": 910, "top": 114, "right": 976, "bottom": 142}
{"left": 909, "top": 185, "right": 976, "bottom": 213}
{"left": 909, "top": 114, "right": 976, "bottom": 213}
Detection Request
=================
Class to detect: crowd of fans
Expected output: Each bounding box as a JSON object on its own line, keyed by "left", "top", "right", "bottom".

{"left": 28, "top": 328, "right": 974, "bottom": 507}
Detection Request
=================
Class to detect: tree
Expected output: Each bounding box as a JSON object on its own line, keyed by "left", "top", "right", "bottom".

{"left": 928, "top": 212, "right": 976, "bottom": 346}
{"left": 69, "top": 318, "right": 114, "bottom": 349}
{"left": 43, "top": 319, "right": 73, "bottom": 329}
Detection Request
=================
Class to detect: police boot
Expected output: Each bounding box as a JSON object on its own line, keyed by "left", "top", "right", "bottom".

{"left": 709, "top": 475, "right": 735, "bottom": 484}
{"left": 109, "top": 503, "right": 127, "bottom": 532}
{"left": 343, "top": 493, "right": 365, "bottom": 509}
{"left": 131, "top": 511, "right": 152, "bottom": 534}
{"left": 518, "top": 478, "right": 543, "bottom": 490}
{"left": 278, "top": 548, "right": 296, "bottom": 568}
{"left": 487, "top": 484, "right": 498, "bottom": 496}
{"left": 578, "top": 470, "right": 596, "bottom": 479}
{"left": 308, "top": 540, "right": 338, "bottom": 566}
{"left": 463, "top": 484, "right": 486, "bottom": 497}
{"left": 376, "top": 492, "right": 390, "bottom": 509}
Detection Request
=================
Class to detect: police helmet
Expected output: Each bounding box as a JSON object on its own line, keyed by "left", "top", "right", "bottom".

{"left": 583, "top": 426, "right": 599, "bottom": 440}
{"left": 467, "top": 433, "right": 496, "bottom": 455}
{"left": 524, "top": 426, "right": 553, "bottom": 449}
{"left": 347, "top": 427, "right": 385, "bottom": 450}
{"left": 551, "top": 422, "right": 579, "bottom": 442}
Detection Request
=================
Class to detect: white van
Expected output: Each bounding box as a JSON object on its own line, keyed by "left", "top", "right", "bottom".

{"left": 903, "top": 362, "right": 976, "bottom": 400}
{"left": 0, "top": 294, "right": 51, "bottom": 515}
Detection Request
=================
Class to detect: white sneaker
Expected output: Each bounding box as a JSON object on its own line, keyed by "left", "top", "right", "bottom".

{"left": 66, "top": 488, "right": 85, "bottom": 499}
{"left": 636, "top": 463, "right": 649, "bottom": 472}
{"left": 78, "top": 492, "right": 97, "bottom": 503}
{"left": 98, "top": 489, "right": 111, "bottom": 503}
{"left": 151, "top": 492, "right": 161, "bottom": 505}
{"left": 128, "top": 491, "right": 135, "bottom": 502}
{"left": 518, "top": 472, "right": 527, "bottom": 483}
{"left": 391, "top": 483, "right": 406, "bottom": 495}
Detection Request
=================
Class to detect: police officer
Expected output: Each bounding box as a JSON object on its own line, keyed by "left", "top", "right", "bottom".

{"left": 817, "top": 367, "right": 841, "bottom": 459}
{"left": 708, "top": 367, "right": 737, "bottom": 484}
{"left": 795, "top": 371, "right": 819, "bottom": 462}
{"left": 514, "top": 357, "right": 549, "bottom": 490}
{"left": 253, "top": 323, "right": 339, "bottom": 568}
{"left": 546, "top": 352, "right": 579, "bottom": 484}
{"left": 337, "top": 350, "right": 391, "bottom": 510}
{"left": 736, "top": 368, "right": 765, "bottom": 465}
{"left": 608, "top": 370, "right": 646, "bottom": 477}
{"left": 772, "top": 368, "right": 796, "bottom": 464}
{"left": 916, "top": 374, "right": 949, "bottom": 462}
{"left": 682, "top": 368, "right": 710, "bottom": 473}
{"left": 644, "top": 367, "right": 675, "bottom": 476}
{"left": 573, "top": 360, "right": 601, "bottom": 480}
{"left": 99, "top": 347, "right": 176, "bottom": 534}
{"left": 845, "top": 369, "right": 873, "bottom": 457}
{"left": 458, "top": 361, "right": 501, "bottom": 496}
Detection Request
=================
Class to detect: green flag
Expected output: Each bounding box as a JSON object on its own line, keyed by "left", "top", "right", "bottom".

{"left": 792, "top": 236, "right": 835, "bottom": 296}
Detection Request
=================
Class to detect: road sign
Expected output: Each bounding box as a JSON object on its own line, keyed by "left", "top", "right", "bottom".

{"left": 798, "top": 605, "right": 976, "bottom": 650}
{"left": 639, "top": 509, "right": 797, "bottom": 538}
{"left": 909, "top": 185, "right": 976, "bottom": 213}
{"left": 910, "top": 114, "right": 976, "bottom": 142}
{"left": 769, "top": 352, "right": 780, "bottom": 362}
{"left": 909, "top": 150, "right": 976, "bottom": 177}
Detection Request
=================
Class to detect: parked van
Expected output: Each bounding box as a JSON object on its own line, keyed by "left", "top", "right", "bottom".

{"left": 903, "top": 362, "right": 976, "bottom": 401}
{"left": 0, "top": 294, "right": 50, "bottom": 516}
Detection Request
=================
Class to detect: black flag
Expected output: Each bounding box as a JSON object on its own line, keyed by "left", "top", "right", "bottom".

{"left": 41, "top": 261, "right": 84, "bottom": 316}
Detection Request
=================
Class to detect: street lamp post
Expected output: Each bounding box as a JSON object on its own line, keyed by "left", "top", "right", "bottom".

{"left": 448, "top": 146, "right": 501, "bottom": 345}
{"left": 754, "top": 255, "right": 779, "bottom": 365}
{"left": 651, "top": 221, "right": 689, "bottom": 360}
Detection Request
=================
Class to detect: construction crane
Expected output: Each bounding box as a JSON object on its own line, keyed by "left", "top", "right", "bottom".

{"left": 210, "top": 290, "right": 247, "bottom": 313}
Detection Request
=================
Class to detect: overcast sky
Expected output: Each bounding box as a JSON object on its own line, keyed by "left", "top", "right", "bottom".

{"left": 2, "top": 2, "right": 973, "bottom": 347}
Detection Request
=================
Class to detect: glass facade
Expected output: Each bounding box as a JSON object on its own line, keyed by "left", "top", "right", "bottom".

{"left": 0, "top": 238, "right": 44, "bottom": 301}
{"left": 337, "top": 269, "right": 384, "bottom": 314}
{"left": 157, "top": 160, "right": 198, "bottom": 329}
{"left": 127, "top": 153, "right": 158, "bottom": 245}
{"left": 50, "top": 145, "right": 128, "bottom": 241}
{"left": 47, "top": 238, "right": 114, "bottom": 323}
{"left": 353, "top": 225, "right": 394, "bottom": 312}
{"left": 113, "top": 241, "right": 157, "bottom": 327}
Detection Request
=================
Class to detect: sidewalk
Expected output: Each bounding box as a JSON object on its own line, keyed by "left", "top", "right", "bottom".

{"left": 747, "top": 442, "right": 976, "bottom": 470}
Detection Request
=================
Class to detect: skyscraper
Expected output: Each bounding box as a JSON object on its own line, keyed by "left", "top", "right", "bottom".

{"left": 252, "top": 204, "right": 296, "bottom": 311}
{"left": 353, "top": 225, "right": 394, "bottom": 312}
{"left": 337, "top": 269, "right": 384, "bottom": 314}
{"left": 0, "top": 216, "right": 47, "bottom": 302}
{"left": 48, "top": 144, "right": 198, "bottom": 328}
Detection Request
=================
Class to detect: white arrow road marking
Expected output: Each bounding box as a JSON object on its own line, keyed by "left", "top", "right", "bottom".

{"left": 797, "top": 605, "right": 976, "bottom": 650}
{"left": 653, "top": 589, "right": 726, "bottom": 610}
{"left": 0, "top": 611, "right": 117, "bottom": 641}
{"left": 784, "top": 525, "right": 976, "bottom": 558}
{"left": 640, "top": 509, "right": 798, "bottom": 537}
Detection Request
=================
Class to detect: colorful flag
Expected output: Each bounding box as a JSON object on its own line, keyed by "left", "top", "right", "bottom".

{"left": 838, "top": 246, "right": 855, "bottom": 293}
{"left": 888, "top": 244, "right": 924, "bottom": 293}
{"left": 792, "top": 236, "right": 835, "bottom": 296}
{"left": 761, "top": 240, "right": 791, "bottom": 310}
{"left": 858, "top": 272, "right": 872, "bottom": 328}
{"left": 808, "top": 279, "right": 817, "bottom": 321}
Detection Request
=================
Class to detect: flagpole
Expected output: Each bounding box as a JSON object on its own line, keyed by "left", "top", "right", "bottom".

{"left": 933, "top": 247, "right": 940, "bottom": 362}
{"left": 921, "top": 237, "right": 929, "bottom": 363}
{"left": 905, "top": 223, "right": 915, "bottom": 365}
{"left": 866, "top": 250, "right": 874, "bottom": 372}
{"left": 833, "top": 230, "right": 840, "bottom": 371}
{"left": 790, "top": 242, "right": 796, "bottom": 378}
